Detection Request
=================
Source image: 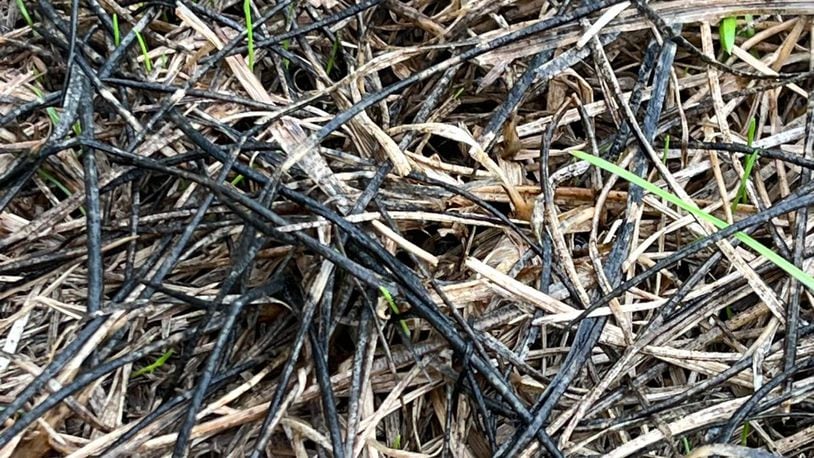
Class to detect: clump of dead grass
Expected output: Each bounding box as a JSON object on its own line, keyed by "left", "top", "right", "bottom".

{"left": 1, "top": 1, "right": 814, "bottom": 457}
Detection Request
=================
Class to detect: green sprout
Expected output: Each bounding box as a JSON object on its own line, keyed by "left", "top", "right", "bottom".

{"left": 325, "top": 36, "right": 340, "bottom": 75}
{"left": 281, "top": 1, "right": 296, "bottom": 69}
{"left": 38, "top": 167, "right": 85, "bottom": 215}
{"left": 720, "top": 17, "right": 737, "bottom": 54}
{"left": 28, "top": 84, "right": 86, "bottom": 215}
{"left": 113, "top": 13, "right": 121, "bottom": 47}
{"left": 744, "top": 14, "right": 755, "bottom": 38}
{"left": 157, "top": 51, "right": 168, "bottom": 69}
{"left": 379, "top": 286, "right": 411, "bottom": 338}
{"left": 16, "top": 0, "right": 33, "bottom": 28}
{"left": 244, "top": 0, "right": 255, "bottom": 70}
{"left": 732, "top": 117, "right": 758, "bottom": 212}
{"left": 682, "top": 436, "right": 692, "bottom": 454}
{"left": 132, "top": 349, "right": 174, "bottom": 377}
{"left": 282, "top": 38, "right": 291, "bottom": 69}
{"left": 661, "top": 134, "right": 670, "bottom": 163}
{"left": 721, "top": 15, "right": 757, "bottom": 55}
{"left": 37, "top": 167, "right": 86, "bottom": 215}
{"left": 135, "top": 29, "right": 152, "bottom": 72}
{"left": 740, "top": 421, "right": 753, "bottom": 445}
{"left": 231, "top": 161, "right": 259, "bottom": 187}
{"left": 30, "top": 84, "right": 81, "bottom": 135}
{"left": 392, "top": 434, "right": 402, "bottom": 450}
{"left": 570, "top": 150, "right": 814, "bottom": 292}
{"left": 45, "top": 106, "right": 60, "bottom": 126}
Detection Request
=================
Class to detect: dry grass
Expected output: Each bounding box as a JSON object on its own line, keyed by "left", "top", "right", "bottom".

{"left": 1, "top": 0, "right": 814, "bottom": 457}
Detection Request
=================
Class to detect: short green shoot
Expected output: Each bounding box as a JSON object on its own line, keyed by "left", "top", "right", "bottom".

{"left": 30, "top": 85, "right": 57, "bottom": 126}
{"left": 30, "top": 84, "right": 81, "bottom": 136}
{"left": 732, "top": 117, "right": 758, "bottom": 212}
{"left": 571, "top": 150, "right": 814, "bottom": 293}
{"left": 325, "top": 36, "right": 340, "bottom": 75}
{"left": 598, "top": 141, "right": 612, "bottom": 154}
{"left": 32, "top": 95, "right": 85, "bottom": 215}
{"left": 379, "top": 286, "right": 411, "bottom": 338}
{"left": 37, "top": 168, "right": 85, "bottom": 215}
{"left": 741, "top": 421, "right": 751, "bottom": 445}
{"left": 281, "top": 1, "right": 296, "bottom": 69}
{"left": 392, "top": 434, "right": 402, "bottom": 450}
{"left": 720, "top": 17, "right": 737, "bottom": 54}
{"left": 682, "top": 436, "right": 692, "bottom": 454}
{"left": 132, "top": 349, "right": 174, "bottom": 377}
{"left": 135, "top": 29, "right": 152, "bottom": 72}
{"left": 661, "top": 134, "right": 670, "bottom": 163}
{"left": 244, "top": 0, "right": 255, "bottom": 70}
{"left": 282, "top": 38, "right": 291, "bottom": 69}
{"left": 37, "top": 169, "right": 70, "bottom": 199}
{"left": 16, "top": 0, "right": 33, "bottom": 28}
{"left": 45, "top": 106, "right": 60, "bottom": 126}
{"left": 113, "top": 13, "right": 121, "bottom": 47}
{"left": 744, "top": 14, "right": 755, "bottom": 38}
{"left": 231, "top": 161, "right": 259, "bottom": 187}
{"left": 158, "top": 52, "right": 169, "bottom": 69}
{"left": 30, "top": 84, "right": 85, "bottom": 215}
{"left": 43, "top": 109, "right": 82, "bottom": 136}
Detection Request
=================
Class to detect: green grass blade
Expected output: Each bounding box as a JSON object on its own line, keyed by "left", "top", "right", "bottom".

{"left": 45, "top": 107, "right": 60, "bottom": 126}
{"left": 325, "top": 36, "right": 340, "bottom": 75}
{"left": 744, "top": 14, "right": 755, "bottom": 38}
{"left": 741, "top": 421, "right": 751, "bottom": 445}
{"left": 379, "top": 286, "right": 411, "bottom": 338}
{"left": 113, "top": 13, "right": 120, "bottom": 47}
{"left": 244, "top": 0, "right": 254, "bottom": 70}
{"left": 32, "top": 84, "right": 82, "bottom": 136}
{"left": 135, "top": 29, "right": 152, "bottom": 72}
{"left": 37, "top": 169, "right": 71, "bottom": 199}
{"left": 720, "top": 17, "right": 737, "bottom": 54}
{"left": 29, "top": 86, "right": 87, "bottom": 215}
{"left": 570, "top": 150, "right": 814, "bottom": 292}
{"left": 16, "top": 0, "right": 33, "bottom": 28}
{"left": 282, "top": 38, "right": 291, "bottom": 69}
{"left": 132, "top": 349, "right": 174, "bottom": 377}
{"left": 157, "top": 52, "right": 168, "bottom": 69}
{"left": 732, "top": 117, "right": 758, "bottom": 212}
{"left": 661, "top": 134, "right": 670, "bottom": 163}
{"left": 37, "top": 169, "right": 86, "bottom": 216}
{"left": 682, "top": 437, "right": 692, "bottom": 454}
{"left": 281, "top": 1, "right": 296, "bottom": 69}
{"left": 747, "top": 118, "right": 757, "bottom": 146}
